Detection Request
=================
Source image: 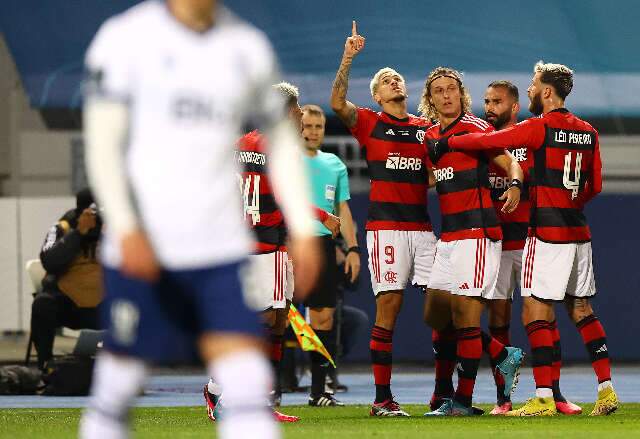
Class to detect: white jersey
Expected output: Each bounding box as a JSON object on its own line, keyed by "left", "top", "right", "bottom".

{"left": 85, "top": 1, "right": 285, "bottom": 269}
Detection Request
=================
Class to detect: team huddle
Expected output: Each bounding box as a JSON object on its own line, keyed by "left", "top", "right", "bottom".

{"left": 209, "top": 20, "right": 619, "bottom": 420}
{"left": 79, "top": 3, "right": 618, "bottom": 438}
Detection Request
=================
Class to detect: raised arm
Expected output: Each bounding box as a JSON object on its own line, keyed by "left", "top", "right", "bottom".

{"left": 330, "top": 20, "right": 365, "bottom": 129}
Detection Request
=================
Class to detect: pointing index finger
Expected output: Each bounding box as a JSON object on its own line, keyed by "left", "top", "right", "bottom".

{"left": 352, "top": 20, "right": 357, "bottom": 36}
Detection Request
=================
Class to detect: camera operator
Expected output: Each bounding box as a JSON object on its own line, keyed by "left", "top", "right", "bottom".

{"left": 30, "top": 188, "right": 104, "bottom": 370}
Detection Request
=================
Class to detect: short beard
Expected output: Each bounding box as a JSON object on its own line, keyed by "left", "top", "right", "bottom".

{"left": 528, "top": 91, "right": 543, "bottom": 116}
{"left": 487, "top": 111, "right": 511, "bottom": 130}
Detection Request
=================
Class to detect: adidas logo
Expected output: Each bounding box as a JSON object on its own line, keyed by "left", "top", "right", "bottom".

{"left": 386, "top": 128, "right": 396, "bottom": 136}
{"left": 459, "top": 283, "right": 470, "bottom": 290}
{"left": 596, "top": 344, "right": 608, "bottom": 354}
{"left": 455, "top": 362, "right": 464, "bottom": 372}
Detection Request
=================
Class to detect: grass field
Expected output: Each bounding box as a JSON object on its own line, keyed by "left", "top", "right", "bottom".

{"left": 2, "top": 404, "right": 640, "bottom": 438}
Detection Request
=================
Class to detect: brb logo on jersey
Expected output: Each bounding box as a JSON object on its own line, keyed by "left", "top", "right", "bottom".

{"left": 434, "top": 166, "right": 454, "bottom": 182}
{"left": 385, "top": 153, "right": 422, "bottom": 171}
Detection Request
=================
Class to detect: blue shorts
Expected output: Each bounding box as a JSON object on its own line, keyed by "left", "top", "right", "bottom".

{"left": 101, "top": 260, "right": 263, "bottom": 364}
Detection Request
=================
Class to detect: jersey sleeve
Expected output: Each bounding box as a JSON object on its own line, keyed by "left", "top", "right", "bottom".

{"left": 84, "top": 18, "right": 134, "bottom": 102}
{"left": 582, "top": 130, "right": 603, "bottom": 203}
{"left": 449, "top": 118, "right": 546, "bottom": 151}
{"left": 348, "top": 108, "right": 377, "bottom": 147}
{"left": 335, "top": 157, "right": 351, "bottom": 203}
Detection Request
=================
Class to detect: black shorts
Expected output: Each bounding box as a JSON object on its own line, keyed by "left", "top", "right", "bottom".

{"left": 304, "top": 235, "right": 338, "bottom": 309}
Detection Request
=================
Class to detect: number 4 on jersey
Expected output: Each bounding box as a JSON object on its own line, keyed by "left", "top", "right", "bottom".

{"left": 563, "top": 152, "right": 582, "bottom": 200}
{"left": 238, "top": 174, "right": 261, "bottom": 225}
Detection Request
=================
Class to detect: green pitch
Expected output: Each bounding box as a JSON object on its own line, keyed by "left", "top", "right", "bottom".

{"left": 2, "top": 404, "right": 640, "bottom": 438}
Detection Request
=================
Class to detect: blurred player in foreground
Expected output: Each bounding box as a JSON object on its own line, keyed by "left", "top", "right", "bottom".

{"left": 331, "top": 21, "right": 434, "bottom": 417}
{"left": 80, "top": 1, "right": 320, "bottom": 438}
{"left": 439, "top": 61, "right": 618, "bottom": 416}
{"left": 483, "top": 80, "right": 581, "bottom": 415}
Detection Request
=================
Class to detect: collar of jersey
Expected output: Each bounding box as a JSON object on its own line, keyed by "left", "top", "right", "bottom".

{"left": 548, "top": 108, "right": 569, "bottom": 114}
{"left": 383, "top": 112, "right": 409, "bottom": 123}
{"left": 439, "top": 112, "right": 465, "bottom": 135}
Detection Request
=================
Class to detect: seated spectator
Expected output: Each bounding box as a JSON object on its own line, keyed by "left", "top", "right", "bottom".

{"left": 30, "top": 188, "right": 103, "bottom": 370}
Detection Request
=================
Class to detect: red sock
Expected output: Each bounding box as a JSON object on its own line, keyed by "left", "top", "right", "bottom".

{"left": 432, "top": 327, "right": 456, "bottom": 399}
{"left": 454, "top": 327, "right": 482, "bottom": 408}
{"left": 269, "top": 333, "right": 283, "bottom": 393}
{"left": 576, "top": 315, "right": 611, "bottom": 384}
{"left": 481, "top": 331, "right": 508, "bottom": 364}
{"left": 370, "top": 325, "right": 393, "bottom": 402}
{"left": 525, "top": 320, "right": 553, "bottom": 390}
{"left": 489, "top": 325, "right": 510, "bottom": 346}
{"left": 270, "top": 334, "right": 283, "bottom": 363}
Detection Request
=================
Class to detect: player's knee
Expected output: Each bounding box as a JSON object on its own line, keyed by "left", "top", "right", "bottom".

{"left": 376, "top": 293, "right": 401, "bottom": 327}
{"left": 565, "top": 297, "right": 593, "bottom": 323}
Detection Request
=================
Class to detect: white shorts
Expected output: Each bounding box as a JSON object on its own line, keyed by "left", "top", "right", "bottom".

{"left": 242, "top": 250, "right": 293, "bottom": 311}
{"left": 428, "top": 238, "right": 502, "bottom": 298}
{"left": 491, "top": 249, "right": 523, "bottom": 300}
{"left": 367, "top": 230, "right": 437, "bottom": 295}
{"left": 521, "top": 237, "right": 596, "bottom": 301}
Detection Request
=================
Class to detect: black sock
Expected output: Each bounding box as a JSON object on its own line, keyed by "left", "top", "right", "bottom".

{"left": 310, "top": 329, "right": 335, "bottom": 398}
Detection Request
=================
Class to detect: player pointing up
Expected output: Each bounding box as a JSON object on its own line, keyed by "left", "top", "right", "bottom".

{"left": 332, "top": 21, "right": 435, "bottom": 417}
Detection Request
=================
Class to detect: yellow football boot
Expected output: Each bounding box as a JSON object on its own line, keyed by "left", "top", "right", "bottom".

{"left": 505, "top": 397, "right": 557, "bottom": 417}
{"left": 590, "top": 386, "right": 619, "bottom": 416}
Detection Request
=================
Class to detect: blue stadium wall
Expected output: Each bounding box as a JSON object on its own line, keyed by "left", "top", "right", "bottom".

{"left": 1, "top": 0, "right": 640, "bottom": 116}
{"left": 341, "top": 193, "right": 640, "bottom": 363}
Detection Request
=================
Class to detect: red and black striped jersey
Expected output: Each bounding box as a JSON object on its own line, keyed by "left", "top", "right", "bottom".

{"left": 349, "top": 107, "right": 432, "bottom": 231}
{"left": 426, "top": 113, "right": 502, "bottom": 242}
{"left": 489, "top": 145, "right": 533, "bottom": 250}
{"left": 235, "top": 130, "right": 286, "bottom": 254}
{"left": 448, "top": 109, "right": 602, "bottom": 243}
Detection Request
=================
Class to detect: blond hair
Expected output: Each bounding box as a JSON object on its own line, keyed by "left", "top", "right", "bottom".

{"left": 418, "top": 67, "right": 472, "bottom": 121}
{"left": 534, "top": 61, "right": 574, "bottom": 99}
{"left": 273, "top": 81, "right": 299, "bottom": 107}
{"left": 369, "top": 67, "right": 405, "bottom": 100}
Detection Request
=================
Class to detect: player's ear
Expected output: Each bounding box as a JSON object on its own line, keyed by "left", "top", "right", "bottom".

{"left": 513, "top": 101, "right": 520, "bottom": 114}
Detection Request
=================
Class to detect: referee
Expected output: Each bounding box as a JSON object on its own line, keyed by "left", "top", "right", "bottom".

{"left": 301, "top": 104, "right": 360, "bottom": 407}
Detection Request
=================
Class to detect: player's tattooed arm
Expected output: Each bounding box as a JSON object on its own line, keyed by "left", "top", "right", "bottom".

{"left": 331, "top": 21, "right": 365, "bottom": 129}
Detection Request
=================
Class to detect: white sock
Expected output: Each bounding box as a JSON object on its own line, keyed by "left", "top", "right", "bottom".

{"left": 535, "top": 388, "right": 553, "bottom": 398}
{"left": 598, "top": 380, "right": 612, "bottom": 392}
{"left": 208, "top": 379, "right": 223, "bottom": 396}
{"left": 79, "top": 353, "right": 148, "bottom": 439}
{"left": 209, "top": 349, "right": 279, "bottom": 439}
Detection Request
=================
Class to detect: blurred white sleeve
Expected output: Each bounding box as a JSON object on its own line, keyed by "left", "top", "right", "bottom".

{"left": 83, "top": 98, "right": 138, "bottom": 238}
{"left": 243, "top": 29, "right": 315, "bottom": 239}
{"left": 266, "top": 120, "right": 315, "bottom": 239}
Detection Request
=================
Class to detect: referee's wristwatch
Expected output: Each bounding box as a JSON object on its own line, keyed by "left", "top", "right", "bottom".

{"left": 346, "top": 246, "right": 361, "bottom": 255}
